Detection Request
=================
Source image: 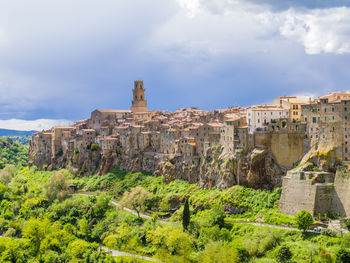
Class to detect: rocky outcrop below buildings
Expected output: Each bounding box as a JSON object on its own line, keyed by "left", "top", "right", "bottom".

{"left": 29, "top": 132, "right": 286, "bottom": 190}
{"left": 28, "top": 109, "right": 303, "bottom": 190}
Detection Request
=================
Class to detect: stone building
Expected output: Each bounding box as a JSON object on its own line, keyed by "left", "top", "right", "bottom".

{"left": 220, "top": 116, "right": 246, "bottom": 154}
{"left": 247, "top": 104, "right": 289, "bottom": 134}
{"left": 301, "top": 92, "right": 350, "bottom": 161}
{"left": 272, "top": 96, "right": 311, "bottom": 121}
{"left": 195, "top": 123, "right": 222, "bottom": 156}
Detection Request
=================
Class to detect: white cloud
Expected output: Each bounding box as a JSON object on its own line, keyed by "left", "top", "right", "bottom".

{"left": 280, "top": 7, "right": 350, "bottom": 54}
{"left": 0, "top": 119, "right": 72, "bottom": 131}
{"left": 174, "top": 0, "right": 350, "bottom": 55}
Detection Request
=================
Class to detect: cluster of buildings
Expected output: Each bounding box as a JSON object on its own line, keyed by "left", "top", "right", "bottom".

{"left": 29, "top": 81, "right": 350, "bottom": 171}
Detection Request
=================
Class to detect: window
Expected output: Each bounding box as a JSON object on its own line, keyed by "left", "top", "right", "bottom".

{"left": 332, "top": 116, "right": 335, "bottom": 120}
{"left": 322, "top": 128, "right": 325, "bottom": 133}
{"left": 324, "top": 99, "right": 327, "bottom": 103}
{"left": 305, "top": 117, "right": 307, "bottom": 121}
{"left": 324, "top": 108, "right": 327, "bottom": 113}
{"left": 332, "top": 108, "right": 334, "bottom": 112}
{"left": 325, "top": 117, "right": 327, "bottom": 121}
{"left": 310, "top": 128, "right": 313, "bottom": 132}
{"left": 318, "top": 117, "right": 320, "bottom": 121}
{"left": 313, "top": 117, "right": 316, "bottom": 123}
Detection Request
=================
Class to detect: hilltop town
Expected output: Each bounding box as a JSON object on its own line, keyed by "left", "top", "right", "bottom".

{"left": 29, "top": 81, "right": 350, "bottom": 217}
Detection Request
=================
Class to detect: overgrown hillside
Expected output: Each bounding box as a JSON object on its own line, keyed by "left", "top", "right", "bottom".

{"left": 0, "top": 166, "right": 349, "bottom": 262}
{"left": 0, "top": 137, "right": 28, "bottom": 169}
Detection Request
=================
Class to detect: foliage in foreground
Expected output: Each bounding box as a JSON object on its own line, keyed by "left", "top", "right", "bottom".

{"left": 0, "top": 166, "right": 349, "bottom": 262}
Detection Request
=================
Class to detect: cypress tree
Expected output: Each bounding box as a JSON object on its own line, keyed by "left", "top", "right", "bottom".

{"left": 182, "top": 198, "right": 190, "bottom": 231}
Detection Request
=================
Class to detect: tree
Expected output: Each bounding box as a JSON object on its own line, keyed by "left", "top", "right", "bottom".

{"left": 277, "top": 245, "right": 292, "bottom": 263}
{"left": 336, "top": 248, "right": 350, "bottom": 263}
{"left": 182, "top": 198, "right": 190, "bottom": 231}
{"left": 0, "top": 165, "right": 16, "bottom": 185}
{"left": 209, "top": 206, "right": 226, "bottom": 228}
{"left": 120, "top": 186, "right": 151, "bottom": 218}
{"left": 44, "top": 170, "right": 72, "bottom": 202}
{"left": 295, "top": 210, "right": 313, "bottom": 232}
{"left": 22, "top": 218, "right": 52, "bottom": 255}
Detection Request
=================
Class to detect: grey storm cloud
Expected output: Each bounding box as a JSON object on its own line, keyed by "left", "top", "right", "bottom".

{"left": 0, "top": 0, "right": 350, "bottom": 126}
{"left": 244, "top": 0, "right": 350, "bottom": 11}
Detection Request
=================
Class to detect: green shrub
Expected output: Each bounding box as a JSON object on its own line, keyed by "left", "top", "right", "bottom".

{"left": 90, "top": 143, "right": 100, "bottom": 151}
{"left": 277, "top": 245, "right": 292, "bottom": 263}
{"left": 321, "top": 228, "right": 337, "bottom": 237}
{"left": 336, "top": 248, "right": 350, "bottom": 263}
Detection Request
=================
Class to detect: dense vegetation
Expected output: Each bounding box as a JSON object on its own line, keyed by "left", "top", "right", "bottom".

{"left": 0, "top": 137, "right": 28, "bottom": 169}
{"left": 7, "top": 135, "right": 31, "bottom": 145}
{"left": 0, "top": 166, "right": 349, "bottom": 262}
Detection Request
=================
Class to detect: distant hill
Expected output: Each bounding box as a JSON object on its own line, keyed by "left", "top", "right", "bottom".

{"left": 0, "top": 129, "right": 37, "bottom": 136}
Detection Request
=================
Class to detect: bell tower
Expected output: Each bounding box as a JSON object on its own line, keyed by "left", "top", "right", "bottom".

{"left": 131, "top": 80, "right": 147, "bottom": 113}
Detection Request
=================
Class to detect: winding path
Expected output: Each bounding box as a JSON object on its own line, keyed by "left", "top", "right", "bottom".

{"left": 99, "top": 247, "right": 160, "bottom": 262}
{"left": 74, "top": 191, "right": 320, "bottom": 233}
{"left": 74, "top": 191, "right": 152, "bottom": 219}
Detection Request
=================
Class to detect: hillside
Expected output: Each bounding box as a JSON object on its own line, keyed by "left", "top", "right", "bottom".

{"left": 0, "top": 128, "right": 37, "bottom": 136}
{"left": 0, "top": 137, "right": 28, "bottom": 169}
{"left": 0, "top": 166, "right": 348, "bottom": 262}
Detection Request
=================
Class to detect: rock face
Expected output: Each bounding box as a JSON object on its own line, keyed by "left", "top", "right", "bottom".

{"left": 29, "top": 132, "right": 286, "bottom": 190}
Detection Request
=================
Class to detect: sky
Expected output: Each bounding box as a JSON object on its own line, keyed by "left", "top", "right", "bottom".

{"left": 1, "top": 0, "right": 350, "bottom": 130}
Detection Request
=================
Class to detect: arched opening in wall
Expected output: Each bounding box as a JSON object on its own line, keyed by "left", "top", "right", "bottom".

{"left": 282, "top": 120, "right": 287, "bottom": 128}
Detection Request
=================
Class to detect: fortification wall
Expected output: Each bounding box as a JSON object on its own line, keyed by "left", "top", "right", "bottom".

{"left": 279, "top": 171, "right": 317, "bottom": 215}
{"left": 314, "top": 184, "right": 334, "bottom": 216}
{"left": 270, "top": 133, "right": 305, "bottom": 168}
{"left": 332, "top": 168, "right": 350, "bottom": 217}
{"left": 254, "top": 132, "right": 305, "bottom": 169}
{"left": 279, "top": 171, "right": 335, "bottom": 216}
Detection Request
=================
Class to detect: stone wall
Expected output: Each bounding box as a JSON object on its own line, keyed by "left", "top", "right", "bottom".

{"left": 332, "top": 168, "right": 350, "bottom": 217}
{"left": 279, "top": 169, "right": 350, "bottom": 217}
{"left": 270, "top": 133, "right": 305, "bottom": 168}
{"left": 253, "top": 131, "right": 305, "bottom": 169}
{"left": 278, "top": 171, "right": 318, "bottom": 215}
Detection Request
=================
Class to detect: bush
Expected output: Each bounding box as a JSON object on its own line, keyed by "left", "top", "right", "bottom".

{"left": 277, "top": 245, "right": 292, "bottom": 263}
{"left": 90, "top": 143, "right": 100, "bottom": 151}
{"left": 200, "top": 241, "right": 239, "bottom": 263}
{"left": 343, "top": 219, "right": 350, "bottom": 231}
{"left": 336, "top": 248, "right": 350, "bottom": 263}
{"left": 321, "top": 228, "right": 337, "bottom": 237}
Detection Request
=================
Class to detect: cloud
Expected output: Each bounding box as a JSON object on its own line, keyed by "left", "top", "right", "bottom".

{"left": 244, "top": 0, "right": 350, "bottom": 11}
{"left": 0, "top": 0, "right": 350, "bottom": 122}
{"left": 0, "top": 119, "right": 72, "bottom": 131}
{"left": 280, "top": 7, "right": 350, "bottom": 54}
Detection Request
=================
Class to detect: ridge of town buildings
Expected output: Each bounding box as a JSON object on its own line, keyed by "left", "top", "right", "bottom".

{"left": 30, "top": 81, "right": 350, "bottom": 169}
